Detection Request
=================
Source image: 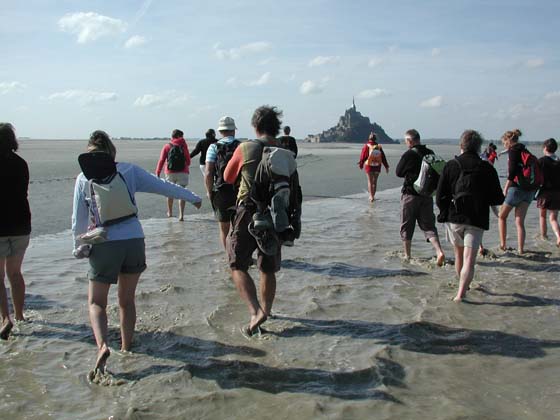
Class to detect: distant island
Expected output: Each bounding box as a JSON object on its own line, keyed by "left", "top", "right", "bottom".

{"left": 305, "top": 99, "right": 397, "bottom": 144}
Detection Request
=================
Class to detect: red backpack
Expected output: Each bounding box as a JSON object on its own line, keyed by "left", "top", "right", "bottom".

{"left": 515, "top": 149, "right": 544, "bottom": 190}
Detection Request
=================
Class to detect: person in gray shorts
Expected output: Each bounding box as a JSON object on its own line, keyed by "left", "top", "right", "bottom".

{"left": 72, "top": 130, "right": 202, "bottom": 374}
{"left": 0, "top": 123, "right": 31, "bottom": 340}
{"left": 396, "top": 129, "right": 445, "bottom": 265}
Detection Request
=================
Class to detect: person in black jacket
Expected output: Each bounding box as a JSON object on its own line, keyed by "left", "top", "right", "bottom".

{"left": 278, "top": 126, "right": 298, "bottom": 158}
{"left": 436, "top": 130, "right": 504, "bottom": 302}
{"left": 537, "top": 138, "right": 560, "bottom": 246}
{"left": 396, "top": 129, "right": 445, "bottom": 265}
{"left": 190, "top": 129, "right": 217, "bottom": 176}
{"left": 0, "top": 123, "right": 31, "bottom": 339}
{"left": 498, "top": 129, "right": 534, "bottom": 254}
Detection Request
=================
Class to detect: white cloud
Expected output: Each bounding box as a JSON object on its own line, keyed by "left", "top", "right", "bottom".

{"left": 368, "top": 57, "right": 385, "bottom": 68}
{"left": 124, "top": 35, "right": 147, "bottom": 49}
{"left": 431, "top": 48, "right": 441, "bottom": 57}
{"left": 420, "top": 95, "right": 443, "bottom": 108}
{"left": 46, "top": 90, "right": 117, "bottom": 105}
{"left": 526, "top": 58, "right": 544, "bottom": 69}
{"left": 300, "top": 80, "right": 324, "bottom": 95}
{"left": 357, "top": 88, "right": 389, "bottom": 99}
{"left": 544, "top": 91, "right": 560, "bottom": 100}
{"left": 246, "top": 72, "right": 271, "bottom": 87}
{"left": 258, "top": 57, "right": 274, "bottom": 66}
{"left": 388, "top": 45, "right": 398, "bottom": 53}
{"left": 133, "top": 91, "right": 190, "bottom": 108}
{"left": 226, "top": 77, "right": 238, "bottom": 87}
{"left": 0, "top": 81, "right": 27, "bottom": 95}
{"left": 58, "top": 12, "right": 127, "bottom": 44}
{"left": 214, "top": 41, "right": 271, "bottom": 60}
{"left": 308, "top": 55, "right": 340, "bottom": 67}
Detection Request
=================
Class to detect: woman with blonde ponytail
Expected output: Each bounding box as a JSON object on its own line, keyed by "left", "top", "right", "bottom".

{"left": 498, "top": 129, "right": 534, "bottom": 253}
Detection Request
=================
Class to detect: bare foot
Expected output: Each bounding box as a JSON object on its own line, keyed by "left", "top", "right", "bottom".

{"left": 541, "top": 234, "right": 549, "bottom": 240}
{"left": 436, "top": 253, "right": 445, "bottom": 267}
{"left": 369, "top": 197, "right": 374, "bottom": 203}
{"left": 248, "top": 309, "right": 268, "bottom": 335}
{"left": 499, "top": 245, "right": 507, "bottom": 251}
{"left": 167, "top": 212, "right": 173, "bottom": 218}
{"left": 452, "top": 295, "right": 463, "bottom": 303}
{"left": 95, "top": 344, "right": 111, "bottom": 373}
{"left": 178, "top": 216, "right": 184, "bottom": 222}
{"left": 0, "top": 320, "right": 13, "bottom": 340}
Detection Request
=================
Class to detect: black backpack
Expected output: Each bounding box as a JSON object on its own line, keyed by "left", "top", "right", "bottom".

{"left": 452, "top": 158, "right": 482, "bottom": 214}
{"left": 167, "top": 143, "right": 186, "bottom": 171}
{"left": 213, "top": 140, "right": 240, "bottom": 190}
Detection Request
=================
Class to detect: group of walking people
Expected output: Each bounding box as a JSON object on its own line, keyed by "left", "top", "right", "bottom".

{"left": 1, "top": 114, "right": 558, "bottom": 377}
{"left": 360, "top": 127, "right": 559, "bottom": 302}
{"left": 0, "top": 106, "right": 300, "bottom": 376}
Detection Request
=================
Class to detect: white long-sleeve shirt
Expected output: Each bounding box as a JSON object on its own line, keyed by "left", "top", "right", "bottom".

{"left": 72, "top": 162, "right": 201, "bottom": 247}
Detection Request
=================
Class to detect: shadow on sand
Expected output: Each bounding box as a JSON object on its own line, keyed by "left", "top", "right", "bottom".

{"left": 26, "top": 321, "right": 402, "bottom": 402}
{"left": 282, "top": 259, "right": 428, "bottom": 279}
{"left": 464, "top": 289, "right": 560, "bottom": 308}
{"left": 272, "top": 316, "right": 560, "bottom": 359}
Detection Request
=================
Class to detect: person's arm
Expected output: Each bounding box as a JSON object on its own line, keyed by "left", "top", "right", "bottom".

{"left": 435, "top": 162, "right": 452, "bottom": 212}
{"left": 358, "top": 145, "right": 368, "bottom": 169}
{"left": 291, "top": 138, "right": 298, "bottom": 158}
{"left": 205, "top": 162, "right": 215, "bottom": 199}
{"left": 155, "top": 144, "right": 168, "bottom": 177}
{"left": 381, "top": 148, "right": 389, "bottom": 173}
{"left": 183, "top": 143, "right": 191, "bottom": 168}
{"left": 486, "top": 165, "right": 506, "bottom": 206}
{"left": 224, "top": 146, "right": 243, "bottom": 184}
{"left": 71, "top": 176, "right": 90, "bottom": 248}
{"left": 133, "top": 164, "right": 202, "bottom": 206}
{"left": 190, "top": 140, "right": 202, "bottom": 158}
{"left": 395, "top": 152, "right": 410, "bottom": 178}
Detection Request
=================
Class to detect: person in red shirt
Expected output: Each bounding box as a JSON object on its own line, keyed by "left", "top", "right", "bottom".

{"left": 358, "top": 132, "right": 389, "bottom": 202}
{"left": 155, "top": 129, "right": 191, "bottom": 221}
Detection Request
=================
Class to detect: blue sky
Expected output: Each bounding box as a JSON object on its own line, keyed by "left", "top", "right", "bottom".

{"left": 1, "top": 0, "right": 559, "bottom": 141}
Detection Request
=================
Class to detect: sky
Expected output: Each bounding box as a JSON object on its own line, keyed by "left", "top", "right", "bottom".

{"left": 0, "top": 0, "right": 559, "bottom": 141}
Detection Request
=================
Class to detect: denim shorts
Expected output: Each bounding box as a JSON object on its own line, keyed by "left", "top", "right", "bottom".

{"left": 504, "top": 187, "right": 535, "bottom": 207}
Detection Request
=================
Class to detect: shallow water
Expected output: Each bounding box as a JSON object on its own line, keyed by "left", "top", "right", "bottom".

{"left": 2, "top": 141, "right": 559, "bottom": 419}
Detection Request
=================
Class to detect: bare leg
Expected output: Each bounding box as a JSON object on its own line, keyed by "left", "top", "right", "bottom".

{"left": 88, "top": 281, "right": 111, "bottom": 371}
{"left": 0, "top": 259, "right": 13, "bottom": 340}
{"left": 366, "top": 172, "right": 375, "bottom": 202}
{"left": 178, "top": 200, "right": 186, "bottom": 221}
{"left": 454, "top": 246, "right": 477, "bottom": 302}
{"left": 498, "top": 204, "right": 513, "bottom": 250}
{"left": 259, "top": 272, "right": 276, "bottom": 317}
{"left": 539, "top": 208, "right": 548, "bottom": 239}
{"left": 549, "top": 210, "right": 560, "bottom": 246}
{"left": 453, "top": 245, "right": 464, "bottom": 279}
{"left": 514, "top": 202, "right": 530, "bottom": 254}
{"left": 6, "top": 253, "right": 26, "bottom": 321}
{"left": 371, "top": 172, "right": 380, "bottom": 201}
{"left": 403, "top": 240, "right": 411, "bottom": 259}
{"left": 230, "top": 269, "right": 267, "bottom": 333}
{"left": 218, "top": 221, "right": 231, "bottom": 250}
{"left": 117, "top": 272, "right": 140, "bottom": 351}
{"left": 167, "top": 197, "right": 173, "bottom": 217}
{"left": 428, "top": 236, "right": 446, "bottom": 266}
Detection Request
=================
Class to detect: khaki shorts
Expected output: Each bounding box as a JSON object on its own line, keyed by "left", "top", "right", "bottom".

{"left": 227, "top": 203, "right": 281, "bottom": 273}
{"left": 445, "top": 223, "right": 484, "bottom": 249}
{"left": 0, "top": 235, "right": 30, "bottom": 258}
{"left": 88, "top": 238, "right": 146, "bottom": 284}
{"left": 165, "top": 172, "right": 189, "bottom": 187}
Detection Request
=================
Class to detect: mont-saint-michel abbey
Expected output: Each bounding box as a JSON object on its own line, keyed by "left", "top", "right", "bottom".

{"left": 305, "top": 99, "right": 397, "bottom": 144}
